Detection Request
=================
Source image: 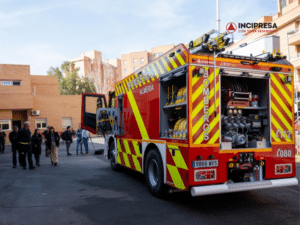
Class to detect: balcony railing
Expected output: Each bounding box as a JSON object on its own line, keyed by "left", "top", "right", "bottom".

{"left": 291, "top": 53, "right": 300, "bottom": 60}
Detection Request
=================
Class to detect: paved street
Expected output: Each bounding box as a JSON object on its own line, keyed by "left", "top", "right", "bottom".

{"left": 0, "top": 140, "right": 299, "bottom": 225}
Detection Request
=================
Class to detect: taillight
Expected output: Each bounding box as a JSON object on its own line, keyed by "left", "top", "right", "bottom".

{"left": 275, "top": 164, "right": 292, "bottom": 175}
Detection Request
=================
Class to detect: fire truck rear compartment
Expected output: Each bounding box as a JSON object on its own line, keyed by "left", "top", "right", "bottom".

{"left": 159, "top": 69, "right": 187, "bottom": 139}
{"left": 220, "top": 75, "right": 271, "bottom": 150}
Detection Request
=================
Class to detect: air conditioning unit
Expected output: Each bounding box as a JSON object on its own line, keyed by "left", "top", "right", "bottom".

{"left": 31, "top": 110, "right": 40, "bottom": 116}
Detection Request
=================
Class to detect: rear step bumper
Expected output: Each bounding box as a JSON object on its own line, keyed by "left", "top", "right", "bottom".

{"left": 190, "top": 178, "right": 299, "bottom": 197}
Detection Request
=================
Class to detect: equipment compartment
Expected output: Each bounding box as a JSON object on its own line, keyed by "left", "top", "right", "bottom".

{"left": 159, "top": 68, "right": 187, "bottom": 139}
{"left": 220, "top": 75, "right": 270, "bottom": 149}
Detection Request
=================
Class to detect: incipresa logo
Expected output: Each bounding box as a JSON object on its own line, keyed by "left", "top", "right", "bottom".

{"left": 226, "top": 22, "right": 237, "bottom": 33}
{"left": 226, "top": 22, "right": 278, "bottom": 34}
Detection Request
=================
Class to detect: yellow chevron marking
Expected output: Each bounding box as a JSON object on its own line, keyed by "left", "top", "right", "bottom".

{"left": 271, "top": 129, "right": 281, "bottom": 142}
{"left": 278, "top": 73, "right": 292, "bottom": 92}
{"left": 195, "top": 112, "right": 219, "bottom": 144}
{"left": 208, "top": 129, "right": 220, "bottom": 144}
{"left": 150, "top": 64, "right": 159, "bottom": 76}
{"left": 132, "top": 155, "right": 142, "bottom": 172}
{"left": 271, "top": 102, "right": 292, "bottom": 131}
{"left": 155, "top": 61, "right": 164, "bottom": 74}
{"left": 120, "top": 83, "right": 125, "bottom": 93}
{"left": 123, "top": 81, "right": 128, "bottom": 93}
{"left": 192, "top": 81, "right": 219, "bottom": 119}
{"left": 271, "top": 115, "right": 292, "bottom": 142}
{"left": 123, "top": 152, "right": 131, "bottom": 168}
{"left": 167, "top": 145, "right": 188, "bottom": 170}
{"left": 129, "top": 77, "right": 134, "bottom": 90}
{"left": 123, "top": 140, "right": 132, "bottom": 154}
{"left": 271, "top": 74, "right": 292, "bottom": 103}
{"left": 175, "top": 52, "right": 185, "bottom": 65}
{"left": 168, "top": 56, "right": 178, "bottom": 69}
{"left": 192, "top": 70, "right": 217, "bottom": 102}
{"left": 161, "top": 58, "right": 171, "bottom": 72}
{"left": 192, "top": 98, "right": 220, "bottom": 136}
{"left": 127, "top": 90, "right": 149, "bottom": 140}
{"left": 167, "top": 164, "right": 185, "bottom": 190}
{"left": 271, "top": 89, "right": 292, "bottom": 119}
{"left": 132, "top": 141, "right": 142, "bottom": 157}
{"left": 115, "top": 86, "right": 119, "bottom": 96}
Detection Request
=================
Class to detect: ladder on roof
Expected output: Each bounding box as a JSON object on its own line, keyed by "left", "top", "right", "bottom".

{"left": 187, "top": 29, "right": 234, "bottom": 54}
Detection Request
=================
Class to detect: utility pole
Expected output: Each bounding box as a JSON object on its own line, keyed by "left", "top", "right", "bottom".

{"left": 217, "top": 0, "right": 220, "bottom": 32}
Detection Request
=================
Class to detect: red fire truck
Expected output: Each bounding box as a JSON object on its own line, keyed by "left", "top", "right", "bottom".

{"left": 81, "top": 30, "right": 298, "bottom": 197}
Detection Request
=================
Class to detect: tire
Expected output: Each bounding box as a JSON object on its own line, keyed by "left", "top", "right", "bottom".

{"left": 109, "top": 142, "right": 120, "bottom": 171}
{"left": 145, "top": 149, "right": 166, "bottom": 198}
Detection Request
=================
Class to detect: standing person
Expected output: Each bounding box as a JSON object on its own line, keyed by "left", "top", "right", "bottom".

{"left": 32, "top": 129, "right": 42, "bottom": 167}
{"left": 18, "top": 121, "right": 35, "bottom": 170}
{"left": 45, "top": 126, "right": 60, "bottom": 166}
{"left": 82, "top": 129, "right": 89, "bottom": 156}
{"left": 61, "top": 126, "right": 72, "bottom": 156}
{"left": 0, "top": 128, "right": 6, "bottom": 154}
{"left": 42, "top": 126, "right": 50, "bottom": 157}
{"left": 76, "top": 124, "right": 83, "bottom": 155}
{"left": 9, "top": 126, "right": 20, "bottom": 168}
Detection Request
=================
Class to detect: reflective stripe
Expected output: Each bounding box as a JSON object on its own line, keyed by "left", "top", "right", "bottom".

{"left": 167, "top": 164, "right": 185, "bottom": 190}
{"left": 132, "top": 140, "right": 142, "bottom": 157}
{"left": 132, "top": 155, "right": 142, "bottom": 172}
{"left": 167, "top": 146, "right": 188, "bottom": 170}
{"left": 127, "top": 90, "right": 149, "bottom": 140}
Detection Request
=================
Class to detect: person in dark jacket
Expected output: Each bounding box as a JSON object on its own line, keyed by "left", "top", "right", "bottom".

{"left": 45, "top": 126, "right": 60, "bottom": 166}
{"left": 42, "top": 126, "right": 50, "bottom": 157}
{"left": 0, "top": 128, "right": 6, "bottom": 154}
{"left": 18, "top": 121, "right": 35, "bottom": 170}
{"left": 61, "top": 126, "right": 73, "bottom": 156}
{"left": 9, "top": 126, "right": 21, "bottom": 168}
{"left": 32, "top": 129, "right": 42, "bottom": 167}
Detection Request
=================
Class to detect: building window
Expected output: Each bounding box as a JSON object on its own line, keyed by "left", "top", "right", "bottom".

{"left": 0, "top": 120, "right": 11, "bottom": 131}
{"left": 133, "top": 67, "right": 137, "bottom": 72}
{"left": 35, "top": 118, "right": 47, "bottom": 129}
{"left": 158, "top": 52, "right": 163, "bottom": 57}
{"left": 1, "top": 81, "right": 21, "bottom": 86}
{"left": 148, "top": 57, "right": 151, "bottom": 62}
{"left": 62, "top": 117, "right": 72, "bottom": 128}
{"left": 280, "top": 0, "right": 287, "bottom": 9}
{"left": 140, "top": 58, "right": 144, "bottom": 64}
{"left": 133, "top": 59, "right": 137, "bottom": 65}
{"left": 124, "top": 69, "right": 127, "bottom": 75}
{"left": 153, "top": 53, "right": 157, "bottom": 58}
{"left": 124, "top": 60, "right": 127, "bottom": 66}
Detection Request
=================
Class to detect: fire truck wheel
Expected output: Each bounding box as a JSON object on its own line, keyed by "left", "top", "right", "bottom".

{"left": 145, "top": 149, "right": 166, "bottom": 198}
{"left": 110, "top": 142, "right": 120, "bottom": 171}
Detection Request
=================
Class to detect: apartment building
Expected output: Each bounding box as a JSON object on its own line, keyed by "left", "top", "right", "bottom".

{"left": 121, "top": 44, "right": 175, "bottom": 78}
{"left": 226, "top": 0, "right": 300, "bottom": 116}
{"left": 0, "top": 64, "right": 82, "bottom": 142}
{"left": 70, "top": 50, "right": 122, "bottom": 95}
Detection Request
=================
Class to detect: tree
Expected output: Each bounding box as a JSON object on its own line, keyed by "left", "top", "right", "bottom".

{"left": 47, "top": 61, "right": 96, "bottom": 95}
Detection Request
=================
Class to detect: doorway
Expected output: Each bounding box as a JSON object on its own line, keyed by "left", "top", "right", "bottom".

{"left": 12, "top": 120, "right": 22, "bottom": 130}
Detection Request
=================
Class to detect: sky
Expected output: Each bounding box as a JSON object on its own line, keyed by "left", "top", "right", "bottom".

{"left": 0, "top": 0, "right": 278, "bottom": 75}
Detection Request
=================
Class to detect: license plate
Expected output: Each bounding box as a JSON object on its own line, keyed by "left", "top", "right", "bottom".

{"left": 192, "top": 160, "right": 218, "bottom": 168}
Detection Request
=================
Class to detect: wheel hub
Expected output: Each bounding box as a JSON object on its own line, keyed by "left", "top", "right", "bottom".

{"left": 148, "top": 159, "right": 159, "bottom": 187}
